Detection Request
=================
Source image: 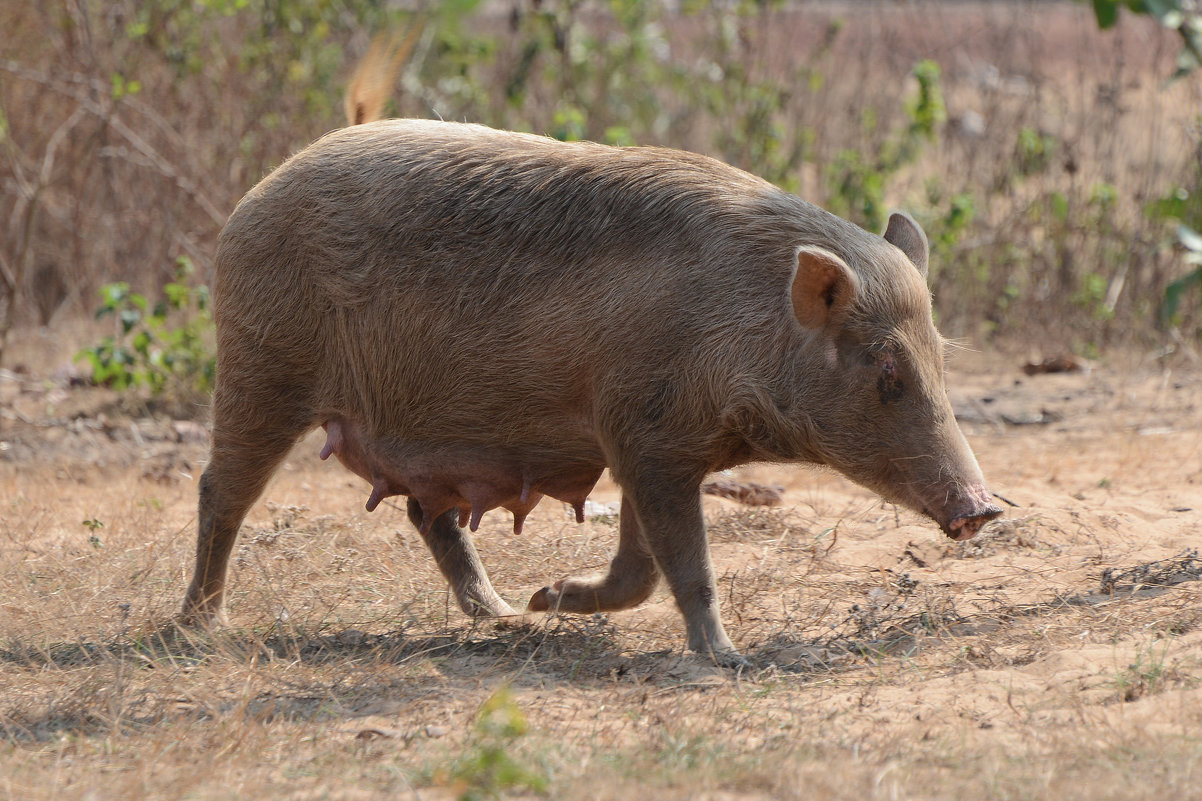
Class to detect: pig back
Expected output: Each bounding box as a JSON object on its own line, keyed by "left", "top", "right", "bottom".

{"left": 213, "top": 119, "right": 825, "bottom": 451}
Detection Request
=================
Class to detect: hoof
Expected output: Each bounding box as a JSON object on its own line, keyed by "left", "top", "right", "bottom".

{"left": 176, "top": 597, "right": 229, "bottom": 630}
{"left": 466, "top": 598, "right": 519, "bottom": 618}
{"left": 527, "top": 580, "right": 565, "bottom": 612}
{"left": 711, "top": 649, "right": 753, "bottom": 671}
{"left": 175, "top": 611, "right": 223, "bottom": 629}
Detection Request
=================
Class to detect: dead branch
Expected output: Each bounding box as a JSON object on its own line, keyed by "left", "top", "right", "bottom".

{"left": 1, "top": 60, "right": 228, "bottom": 228}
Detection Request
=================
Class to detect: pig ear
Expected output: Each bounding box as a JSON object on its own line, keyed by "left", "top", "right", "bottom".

{"left": 883, "top": 211, "right": 929, "bottom": 277}
{"left": 792, "top": 246, "right": 859, "bottom": 329}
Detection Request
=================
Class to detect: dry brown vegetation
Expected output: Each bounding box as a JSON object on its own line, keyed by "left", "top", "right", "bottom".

{"left": 4, "top": 1, "right": 1202, "bottom": 799}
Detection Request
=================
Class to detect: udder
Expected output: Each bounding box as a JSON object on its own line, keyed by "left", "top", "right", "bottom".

{"left": 319, "top": 417, "right": 604, "bottom": 534}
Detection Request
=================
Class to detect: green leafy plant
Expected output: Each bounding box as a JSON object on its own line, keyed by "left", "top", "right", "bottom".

{"left": 906, "top": 59, "right": 946, "bottom": 141}
{"left": 922, "top": 189, "right": 978, "bottom": 292}
{"left": 82, "top": 517, "right": 104, "bottom": 549}
{"left": 1112, "top": 638, "right": 1174, "bottom": 702}
{"left": 1159, "top": 225, "right": 1202, "bottom": 326}
{"left": 442, "top": 687, "right": 549, "bottom": 801}
{"left": 826, "top": 59, "right": 947, "bottom": 231}
{"left": 1015, "top": 126, "right": 1059, "bottom": 176}
{"left": 1143, "top": 140, "right": 1202, "bottom": 330}
{"left": 76, "top": 258, "right": 214, "bottom": 397}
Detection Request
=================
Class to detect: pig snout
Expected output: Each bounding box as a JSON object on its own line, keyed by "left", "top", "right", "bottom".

{"left": 931, "top": 484, "right": 1003, "bottom": 541}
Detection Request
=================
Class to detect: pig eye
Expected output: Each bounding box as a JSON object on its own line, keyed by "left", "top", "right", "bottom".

{"left": 872, "top": 349, "right": 904, "bottom": 403}
{"left": 868, "top": 348, "right": 897, "bottom": 373}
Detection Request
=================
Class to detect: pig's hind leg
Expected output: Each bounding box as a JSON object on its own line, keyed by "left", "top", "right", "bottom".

{"left": 181, "top": 407, "right": 309, "bottom": 626}
{"left": 407, "top": 499, "right": 518, "bottom": 617}
{"left": 527, "top": 496, "right": 660, "bottom": 613}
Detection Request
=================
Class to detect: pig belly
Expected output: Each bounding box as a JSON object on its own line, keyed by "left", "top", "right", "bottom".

{"left": 319, "top": 417, "right": 603, "bottom": 535}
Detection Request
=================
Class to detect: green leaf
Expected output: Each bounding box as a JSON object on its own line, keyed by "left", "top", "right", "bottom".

{"left": 132, "top": 330, "right": 152, "bottom": 356}
{"left": 1093, "top": 0, "right": 1119, "bottom": 28}
{"left": 1173, "top": 51, "right": 1200, "bottom": 81}
{"left": 100, "top": 282, "right": 130, "bottom": 308}
{"left": 1160, "top": 267, "right": 1202, "bottom": 325}
{"left": 119, "top": 308, "right": 141, "bottom": 334}
{"left": 1159, "top": 229, "right": 1202, "bottom": 326}
{"left": 1050, "top": 191, "right": 1070, "bottom": 222}
{"left": 435, "top": 0, "right": 486, "bottom": 19}
{"left": 1144, "top": 186, "right": 1190, "bottom": 221}
{"left": 165, "top": 282, "right": 190, "bottom": 309}
{"left": 110, "top": 73, "right": 140, "bottom": 99}
{"left": 113, "top": 346, "right": 136, "bottom": 367}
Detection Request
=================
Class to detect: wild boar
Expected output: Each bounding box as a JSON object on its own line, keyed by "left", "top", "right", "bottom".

{"left": 179, "top": 118, "right": 1002, "bottom": 663}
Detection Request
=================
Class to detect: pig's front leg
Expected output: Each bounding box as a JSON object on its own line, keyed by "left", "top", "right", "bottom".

{"left": 406, "top": 499, "right": 517, "bottom": 617}
{"left": 622, "top": 467, "right": 743, "bottom": 666}
{"left": 527, "top": 496, "right": 660, "bottom": 613}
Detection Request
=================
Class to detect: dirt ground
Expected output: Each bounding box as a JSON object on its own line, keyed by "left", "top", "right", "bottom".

{"left": 1, "top": 332, "right": 1201, "bottom": 799}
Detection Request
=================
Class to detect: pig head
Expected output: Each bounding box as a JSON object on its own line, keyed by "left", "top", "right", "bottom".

{"left": 782, "top": 211, "right": 1002, "bottom": 540}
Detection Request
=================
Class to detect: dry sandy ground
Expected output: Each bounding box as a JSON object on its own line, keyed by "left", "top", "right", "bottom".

{"left": 1, "top": 339, "right": 1201, "bottom": 800}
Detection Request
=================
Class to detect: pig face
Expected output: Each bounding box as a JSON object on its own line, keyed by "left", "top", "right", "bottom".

{"left": 792, "top": 213, "right": 1002, "bottom": 539}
